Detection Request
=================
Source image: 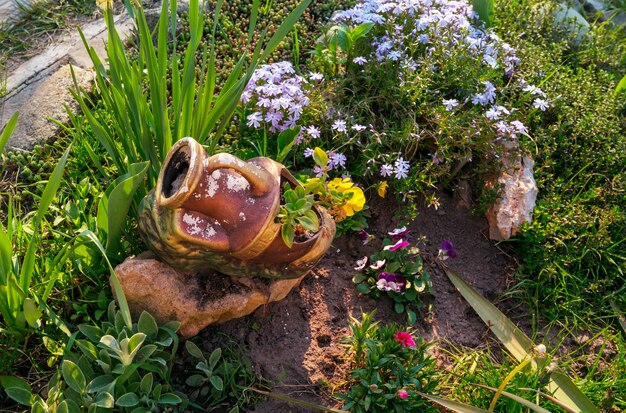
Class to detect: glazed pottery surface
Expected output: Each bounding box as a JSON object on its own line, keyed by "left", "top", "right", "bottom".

{"left": 138, "top": 137, "right": 335, "bottom": 279}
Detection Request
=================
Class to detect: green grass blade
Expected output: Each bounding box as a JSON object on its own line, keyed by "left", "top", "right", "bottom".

{"left": 19, "top": 143, "right": 72, "bottom": 293}
{"left": 0, "top": 111, "right": 19, "bottom": 153}
{"left": 249, "top": 388, "right": 348, "bottom": 412}
{"left": 519, "top": 388, "right": 579, "bottom": 413}
{"left": 247, "top": 0, "right": 260, "bottom": 43}
{"left": 474, "top": 384, "right": 552, "bottom": 413}
{"left": 416, "top": 392, "right": 492, "bottom": 413}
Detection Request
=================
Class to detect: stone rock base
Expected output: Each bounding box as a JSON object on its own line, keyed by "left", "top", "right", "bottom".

{"left": 113, "top": 253, "right": 306, "bottom": 338}
{"left": 485, "top": 156, "right": 538, "bottom": 241}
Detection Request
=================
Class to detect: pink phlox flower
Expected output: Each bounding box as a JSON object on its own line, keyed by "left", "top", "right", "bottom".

{"left": 397, "top": 389, "right": 409, "bottom": 399}
{"left": 394, "top": 331, "right": 416, "bottom": 348}
{"left": 384, "top": 239, "right": 409, "bottom": 251}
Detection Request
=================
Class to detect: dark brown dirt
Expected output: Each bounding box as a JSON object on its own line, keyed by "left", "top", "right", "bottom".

{"left": 192, "top": 191, "right": 520, "bottom": 412}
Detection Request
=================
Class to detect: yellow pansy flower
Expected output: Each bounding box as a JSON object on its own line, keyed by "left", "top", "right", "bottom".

{"left": 377, "top": 181, "right": 388, "bottom": 198}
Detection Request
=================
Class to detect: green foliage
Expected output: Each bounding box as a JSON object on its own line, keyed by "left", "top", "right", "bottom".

{"left": 2, "top": 302, "right": 185, "bottom": 412}
{"left": 0, "top": 0, "right": 96, "bottom": 56}
{"left": 0, "top": 142, "right": 71, "bottom": 339}
{"left": 493, "top": 0, "right": 626, "bottom": 323}
{"left": 311, "top": 22, "right": 374, "bottom": 76}
{"left": 71, "top": 0, "right": 312, "bottom": 193}
{"left": 352, "top": 233, "right": 431, "bottom": 324}
{"left": 277, "top": 184, "right": 320, "bottom": 248}
{"left": 338, "top": 312, "right": 438, "bottom": 412}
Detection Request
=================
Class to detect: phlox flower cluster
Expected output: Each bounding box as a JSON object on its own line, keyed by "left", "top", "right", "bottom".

{"left": 333, "top": 0, "right": 520, "bottom": 77}
{"left": 241, "top": 61, "right": 314, "bottom": 134}
{"left": 333, "top": 0, "right": 550, "bottom": 163}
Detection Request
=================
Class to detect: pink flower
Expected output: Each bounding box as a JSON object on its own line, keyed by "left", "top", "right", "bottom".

{"left": 384, "top": 239, "right": 409, "bottom": 251}
{"left": 397, "top": 389, "right": 409, "bottom": 399}
{"left": 394, "top": 331, "right": 415, "bottom": 348}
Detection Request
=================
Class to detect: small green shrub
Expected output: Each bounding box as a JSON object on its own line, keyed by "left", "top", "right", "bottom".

{"left": 338, "top": 312, "right": 438, "bottom": 412}
{"left": 352, "top": 228, "right": 431, "bottom": 324}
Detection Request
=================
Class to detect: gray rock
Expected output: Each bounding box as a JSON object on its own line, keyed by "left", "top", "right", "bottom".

{"left": 7, "top": 64, "right": 93, "bottom": 150}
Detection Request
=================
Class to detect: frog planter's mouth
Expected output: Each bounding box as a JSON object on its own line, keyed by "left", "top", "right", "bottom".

{"left": 157, "top": 138, "right": 204, "bottom": 209}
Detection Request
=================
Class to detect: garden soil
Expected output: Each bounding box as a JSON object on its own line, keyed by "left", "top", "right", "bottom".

{"left": 188, "top": 191, "right": 521, "bottom": 412}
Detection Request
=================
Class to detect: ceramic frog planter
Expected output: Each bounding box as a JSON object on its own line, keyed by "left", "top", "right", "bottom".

{"left": 138, "top": 137, "right": 335, "bottom": 279}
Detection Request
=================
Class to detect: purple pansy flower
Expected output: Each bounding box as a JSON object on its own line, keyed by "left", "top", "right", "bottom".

{"left": 388, "top": 226, "right": 410, "bottom": 240}
{"left": 376, "top": 272, "right": 406, "bottom": 292}
{"left": 439, "top": 240, "right": 457, "bottom": 259}
{"left": 354, "top": 257, "right": 368, "bottom": 271}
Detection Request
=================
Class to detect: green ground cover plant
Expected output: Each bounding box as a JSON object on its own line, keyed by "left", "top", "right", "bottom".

{"left": 1, "top": 0, "right": 625, "bottom": 410}
{"left": 0, "top": 0, "right": 97, "bottom": 56}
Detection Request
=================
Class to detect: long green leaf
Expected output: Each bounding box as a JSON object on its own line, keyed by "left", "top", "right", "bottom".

{"left": 472, "top": 0, "right": 494, "bottom": 27}
{"left": 416, "top": 392, "right": 492, "bottom": 413}
{"left": 98, "top": 161, "right": 149, "bottom": 258}
{"left": 0, "top": 111, "right": 19, "bottom": 153}
{"left": 19, "top": 143, "right": 72, "bottom": 293}
{"left": 443, "top": 266, "right": 599, "bottom": 413}
{"left": 474, "top": 384, "right": 552, "bottom": 413}
{"left": 615, "top": 74, "right": 626, "bottom": 96}
{"left": 609, "top": 300, "right": 626, "bottom": 334}
{"left": 249, "top": 388, "right": 348, "bottom": 413}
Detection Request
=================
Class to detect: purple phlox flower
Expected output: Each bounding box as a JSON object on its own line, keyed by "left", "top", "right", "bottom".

{"left": 328, "top": 152, "right": 347, "bottom": 170}
{"left": 442, "top": 99, "right": 459, "bottom": 111}
{"left": 305, "top": 125, "right": 320, "bottom": 139}
{"left": 388, "top": 226, "right": 410, "bottom": 240}
{"left": 394, "top": 157, "right": 410, "bottom": 179}
{"left": 430, "top": 152, "right": 443, "bottom": 165}
{"left": 439, "top": 240, "right": 457, "bottom": 260}
{"left": 303, "top": 147, "right": 314, "bottom": 158}
{"left": 376, "top": 272, "right": 406, "bottom": 292}
{"left": 309, "top": 72, "right": 324, "bottom": 81}
{"left": 353, "top": 56, "right": 368, "bottom": 65}
{"left": 510, "top": 120, "right": 528, "bottom": 135}
{"left": 332, "top": 119, "right": 347, "bottom": 133}
{"left": 384, "top": 238, "right": 410, "bottom": 251}
{"left": 313, "top": 165, "right": 324, "bottom": 177}
{"left": 351, "top": 124, "right": 367, "bottom": 132}
{"left": 369, "top": 259, "right": 386, "bottom": 270}
{"left": 380, "top": 163, "right": 394, "bottom": 177}
{"left": 246, "top": 112, "right": 263, "bottom": 128}
{"left": 354, "top": 256, "right": 368, "bottom": 271}
{"left": 485, "top": 106, "right": 502, "bottom": 120}
{"left": 533, "top": 98, "right": 549, "bottom": 111}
